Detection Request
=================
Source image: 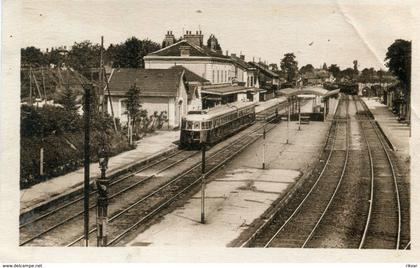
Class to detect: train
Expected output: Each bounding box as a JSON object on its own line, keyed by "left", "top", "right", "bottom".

{"left": 180, "top": 101, "right": 257, "bottom": 149}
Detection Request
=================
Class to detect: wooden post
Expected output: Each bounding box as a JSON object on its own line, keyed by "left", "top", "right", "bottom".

{"left": 287, "top": 99, "right": 290, "bottom": 144}
{"left": 298, "top": 97, "right": 301, "bottom": 131}
{"left": 83, "top": 84, "right": 91, "bottom": 247}
{"left": 39, "top": 147, "right": 44, "bottom": 176}
{"left": 41, "top": 67, "right": 47, "bottom": 103}
{"left": 29, "top": 67, "right": 33, "bottom": 105}
{"left": 201, "top": 142, "right": 206, "bottom": 224}
{"left": 262, "top": 127, "right": 266, "bottom": 169}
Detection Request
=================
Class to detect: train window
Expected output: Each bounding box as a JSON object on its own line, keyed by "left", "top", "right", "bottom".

{"left": 187, "top": 121, "right": 193, "bottom": 130}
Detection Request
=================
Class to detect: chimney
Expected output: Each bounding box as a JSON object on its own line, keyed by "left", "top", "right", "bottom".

{"left": 253, "top": 57, "right": 255, "bottom": 62}
{"left": 226, "top": 50, "right": 228, "bottom": 56}
{"left": 164, "top": 30, "right": 176, "bottom": 46}
{"left": 46, "top": 48, "right": 49, "bottom": 53}
{"left": 240, "top": 55, "right": 245, "bottom": 60}
{"left": 183, "top": 29, "right": 203, "bottom": 47}
{"left": 231, "top": 53, "right": 237, "bottom": 58}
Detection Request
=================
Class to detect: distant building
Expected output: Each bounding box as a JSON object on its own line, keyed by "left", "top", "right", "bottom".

{"left": 169, "top": 65, "right": 210, "bottom": 112}
{"left": 230, "top": 54, "right": 258, "bottom": 87}
{"left": 201, "top": 83, "right": 261, "bottom": 109}
{"left": 301, "top": 69, "right": 333, "bottom": 86}
{"left": 106, "top": 68, "right": 188, "bottom": 128}
{"left": 248, "top": 61, "right": 280, "bottom": 101}
{"left": 144, "top": 30, "right": 235, "bottom": 84}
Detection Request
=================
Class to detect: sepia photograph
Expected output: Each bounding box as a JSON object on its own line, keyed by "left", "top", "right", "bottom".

{"left": 1, "top": 0, "right": 418, "bottom": 264}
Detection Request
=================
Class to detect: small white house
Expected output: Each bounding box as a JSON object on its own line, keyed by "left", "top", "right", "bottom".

{"left": 106, "top": 68, "right": 188, "bottom": 129}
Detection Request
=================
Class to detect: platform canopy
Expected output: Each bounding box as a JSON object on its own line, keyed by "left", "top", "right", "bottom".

{"left": 278, "top": 87, "right": 340, "bottom": 98}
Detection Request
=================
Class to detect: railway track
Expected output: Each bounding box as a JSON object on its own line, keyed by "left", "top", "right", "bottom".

{"left": 19, "top": 148, "right": 198, "bottom": 246}
{"left": 354, "top": 96, "right": 405, "bottom": 249}
{"left": 241, "top": 95, "right": 349, "bottom": 247}
{"left": 68, "top": 120, "right": 278, "bottom": 246}
{"left": 20, "top": 116, "right": 279, "bottom": 246}
{"left": 242, "top": 95, "right": 409, "bottom": 249}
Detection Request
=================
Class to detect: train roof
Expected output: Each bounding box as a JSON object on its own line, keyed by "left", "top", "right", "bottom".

{"left": 185, "top": 101, "right": 256, "bottom": 121}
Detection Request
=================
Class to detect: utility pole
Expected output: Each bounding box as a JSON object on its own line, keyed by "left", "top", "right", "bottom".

{"left": 29, "top": 66, "right": 33, "bottom": 106}
{"left": 83, "top": 84, "right": 92, "bottom": 247}
{"left": 201, "top": 142, "right": 206, "bottom": 224}
{"left": 97, "top": 143, "right": 109, "bottom": 247}
{"left": 298, "top": 96, "right": 301, "bottom": 131}
{"left": 100, "top": 36, "right": 105, "bottom": 112}
{"left": 262, "top": 127, "right": 266, "bottom": 169}
{"left": 287, "top": 98, "right": 290, "bottom": 144}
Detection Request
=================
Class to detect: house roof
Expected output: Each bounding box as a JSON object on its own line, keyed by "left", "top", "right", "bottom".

{"left": 248, "top": 62, "right": 279, "bottom": 78}
{"left": 230, "top": 55, "right": 254, "bottom": 70}
{"left": 169, "top": 65, "right": 209, "bottom": 84}
{"left": 146, "top": 39, "right": 230, "bottom": 59}
{"left": 107, "top": 68, "right": 183, "bottom": 97}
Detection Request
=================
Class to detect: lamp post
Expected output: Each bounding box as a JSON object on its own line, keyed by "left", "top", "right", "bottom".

{"left": 200, "top": 130, "right": 207, "bottom": 224}
{"left": 287, "top": 98, "right": 290, "bottom": 144}
{"left": 262, "top": 127, "right": 266, "bottom": 169}
{"left": 97, "top": 146, "right": 109, "bottom": 247}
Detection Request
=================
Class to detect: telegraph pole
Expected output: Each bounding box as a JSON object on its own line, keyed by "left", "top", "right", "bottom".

{"left": 201, "top": 141, "right": 206, "bottom": 224}
{"left": 262, "top": 127, "right": 266, "bottom": 169}
{"left": 83, "top": 84, "right": 92, "bottom": 247}
{"left": 298, "top": 96, "right": 301, "bottom": 131}
{"left": 287, "top": 98, "right": 290, "bottom": 144}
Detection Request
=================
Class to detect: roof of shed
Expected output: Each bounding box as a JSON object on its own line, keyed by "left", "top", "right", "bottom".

{"left": 278, "top": 87, "right": 340, "bottom": 97}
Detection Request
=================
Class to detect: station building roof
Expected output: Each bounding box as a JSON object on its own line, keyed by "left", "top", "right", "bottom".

{"left": 201, "top": 84, "right": 255, "bottom": 96}
{"left": 278, "top": 87, "right": 340, "bottom": 98}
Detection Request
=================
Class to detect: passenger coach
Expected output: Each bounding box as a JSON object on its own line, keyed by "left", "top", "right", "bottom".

{"left": 180, "top": 102, "right": 256, "bottom": 149}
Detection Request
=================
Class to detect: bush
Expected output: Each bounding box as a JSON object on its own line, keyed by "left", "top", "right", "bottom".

{"left": 20, "top": 105, "right": 131, "bottom": 189}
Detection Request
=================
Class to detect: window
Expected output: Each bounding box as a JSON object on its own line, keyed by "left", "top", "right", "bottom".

{"left": 194, "top": 121, "right": 200, "bottom": 130}
{"left": 187, "top": 121, "right": 193, "bottom": 130}
{"left": 225, "top": 71, "right": 227, "bottom": 82}
{"left": 212, "top": 70, "right": 215, "bottom": 83}
{"left": 217, "top": 70, "right": 219, "bottom": 83}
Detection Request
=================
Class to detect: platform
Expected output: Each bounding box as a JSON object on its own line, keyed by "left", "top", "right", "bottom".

{"left": 126, "top": 121, "right": 331, "bottom": 247}
{"left": 20, "top": 131, "right": 180, "bottom": 213}
{"left": 362, "top": 97, "right": 410, "bottom": 157}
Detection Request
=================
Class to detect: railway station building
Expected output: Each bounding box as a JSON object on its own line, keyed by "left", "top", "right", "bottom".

{"left": 144, "top": 30, "right": 235, "bottom": 85}
{"left": 200, "top": 83, "right": 262, "bottom": 109}
{"left": 248, "top": 61, "right": 280, "bottom": 101}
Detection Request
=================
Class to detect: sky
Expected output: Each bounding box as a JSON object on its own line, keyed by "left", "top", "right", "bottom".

{"left": 20, "top": 0, "right": 413, "bottom": 70}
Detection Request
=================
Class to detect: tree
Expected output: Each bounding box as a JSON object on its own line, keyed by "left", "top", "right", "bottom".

{"left": 67, "top": 41, "right": 101, "bottom": 78}
{"left": 353, "top": 60, "right": 359, "bottom": 74}
{"left": 57, "top": 85, "right": 78, "bottom": 113}
{"left": 328, "top": 64, "right": 341, "bottom": 78}
{"left": 385, "top": 39, "right": 411, "bottom": 92}
{"left": 47, "top": 49, "right": 66, "bottom": 67}
{"left": 359, "top": 67, "right": 377, "bottom": 83}
{"left": 109, "top": 37, "right": 161, "bottom": 68}
{"left": 280, "top": 53, "right": 298, "bottom": 83}
{"left": 299, "top": 64, "right": 314, "bottom": 74}
{"left": 21, "top": 47, "right": 48, "bottom": 67}
{"left": 125, "top": 84, "right": 142, "bottom": 144}
{"left": 269, "top": 63, "right": 279, "bottom": 71}
{"left": 322, "top": 62, "right": 328, "bottom": 70}
{"left": 341, "top": 67, "right": 357, "bottom": 81}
